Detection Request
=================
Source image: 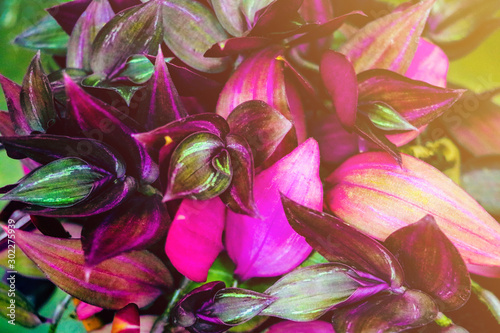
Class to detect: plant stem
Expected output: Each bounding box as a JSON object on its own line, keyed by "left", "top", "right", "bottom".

{"left": 151, "top": 278, "right": 191, "bottom": 333}
{"left": 48, "top": 294, "right": 72, "bottom": 333}
{"left": 435, "top": 312, "right": 454, "bottom": 327}
{"left": 471, "top": 279, "right": 500, "bottom": 324}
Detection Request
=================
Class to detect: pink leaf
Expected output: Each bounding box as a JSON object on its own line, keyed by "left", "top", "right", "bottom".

{"left": 326, "top": 152, "right": 500, "bottom": 277}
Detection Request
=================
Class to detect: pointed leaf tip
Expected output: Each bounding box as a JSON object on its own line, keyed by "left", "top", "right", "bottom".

{"left": 384, "top": 214, "right": 471, "bottom": 311}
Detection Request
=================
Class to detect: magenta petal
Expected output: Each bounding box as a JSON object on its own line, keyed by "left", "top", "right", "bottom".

{"left": 165, "top": 198, "right": 226, "bottom": 282}
{"left": 112, "top": 303, "right": 140, "bottom": 333}
{"left": 76, "top": 301, "right": 103, "bottom": 320}
{"left": 320, "top": 50, "right": 358, "bottom": 129}
{"left": 226, "top": 138, "right": 323, "bottom": 280}
{"left": 405, "top": 38, "right": 449, "bottom": 88}
{"left": 266, "top": 320, "right": 334, "bottom": 333}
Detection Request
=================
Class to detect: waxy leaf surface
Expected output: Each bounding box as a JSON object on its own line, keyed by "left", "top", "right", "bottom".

{"left": 281, "top": 195, "right": 404, "bottom": 287}
{"left": 91, "top": 0, "right": 163, "bottom": 77}
{"left": 20, "top": 52, "right": 56, "bottom": 133}
{"left": 384, "top": 215, "right": 471, "bottom": 311}
{"left": 226, "top": 100, "right": 292, "bottom": 167}
{"left": 340, "top": 0, "right": 435, "bottom": 73}
{"left": 67, "top": 0, "right": 115, "bottom": 70}
{"left": 326, "top": 152, "right": 500, "bottom": 277}
{"left": 2, "top": 158, "right": 110, "bottom": 208}
{"left": 331, "top": 289, "right": 438, "bottom": 333}
{"left": 358, "top": 69, "right": 464, "bottom": 128}
{"left": 134, "top": 47, "right": 187, "bottom": 130}
{"left": 226, "top": 139, "right": 323, "bottom": 280}
{"left": 64, "top": 75, "right": 158, "bottom": 184}
{"left": 0, "top": 134, "right": 125, "bottom": 178}
{"left": 262, "top": 263, "right": 384, "bottom": 321}
{"left": 164, "top": 132, "right": 232, "bottom": 201}
{"left": 12, "top": 228, "right": 172, "bottom": 309}
{"left": 207, "top": 288, "right": 275, "bottom": 325}
{"left": 161, "top": 0, "right": 230, "bottom": 73}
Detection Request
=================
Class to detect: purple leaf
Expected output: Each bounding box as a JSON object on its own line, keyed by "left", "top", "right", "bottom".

{"left": 289, "top": 11, "right": 365, "bottom": 47}
{"left": 82, "top": 194, "right": 170, "bottom": 266}
{"left": 165, "top": 198, "right": 226, "bottom": 282}
{"left": 217, "top": 46, "right": 303, "bottom": 150}
{"left": 354, "top": 118, "right": 402, "bottom": 165}
{"left": 225, "top": 138, "right": 323, "bottom": 280}
{"left": 25, "top": 176, "right": 136, "bottom": 217}
{"left": 226, "top": 100, "right": 292, "bottom": 167}
{"left": 67, "top": 0, "right": 115, "bottom": 70}
{"left": 111, "top": 303, "right": 140, "bottom": 333}
{"left": 134, "top": 113, "right": 229, "bottom": 157}
{"left": 298, "top": 0, "right": 335, "bottom": 24}
{"left": 134, "top": 47, "right": 187, "bottom": 131}
{"left": 320, "top": 50, "right": 358, "bottom": 129}
{"left": 281, "top": 195, "right": 404, "bottom": 288}
{"left": 109, "top": 0, "right": 142, "bottom": 12}
{"left": 250, "top": 0, "right": 304, "bottom": 36}
{"left": 358, "top": 69, "right": 465, "bottom": 128}
{"left": 331, "top": 289, "right": 438, "bottom": 333}
{"left": 384, "top": 215, "right": 471, "bottom": 311}
{"left": 171, "top": 281, "right": 230, "bottom": 333}
{"left": 64, "top": 74, "right": 158, "bottom": 184}
{"left": 205, "top": 36, "right": 274, "bottom": 57}
{"left": 20, "top": 52, "right": 57, "bottom": 133}
{"left": 0, "top": 134, "right": 125, "bottom": 178}
{"left": 164, "top": 132, "right": 232, "bottom": 201}
{"left": 91, "top": 0, "right": 163, "bottom": 78}
{"left": 76, "top": 301, "right": 103, "bottom": 320}
{"left": 220, "top": 134, "right": 258, "bottom": 217}
{"left": 0, "top": 74, "right": 30, "bottom": 135}
{"left": 8, "top": 227, "right": 172, "bottom": 310}
{"left": 0, "top": 111, "right": 15, "bottom": 136}
{"left": 47, "top": 0, "right": 92, "bottom": 35}
{"left": 339, "top": 0, "right": 435, "bottom": 74}
{"left": 160, "top": 0, "right": 230, "bottom": 73}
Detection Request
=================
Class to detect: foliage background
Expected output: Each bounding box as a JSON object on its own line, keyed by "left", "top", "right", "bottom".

{"left": 0, "top": 0, "right": 499, "bottom": 331}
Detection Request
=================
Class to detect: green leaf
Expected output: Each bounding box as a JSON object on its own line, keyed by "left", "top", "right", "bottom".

{"left": 14, "top": 15, "right": 68, "bottom": 56}
{"left": 1, "top": 158, "right": 111, "bottom": 208}
{"left": 20, "top": 52, "right": 57, "bottom": 133}
{"left": 161, "top": 0, "right": 230, "bottom": 73}
{"left": 164, "top": 132, "right": 233, "bottom": 201}
{"left": 0, "top": 281, "right": 42, "bottom": 328}
{"left": 360, "top": 101, "right": 417, "bottom": 131}
{"left": 91, "top": 0, "right": 163, "bottom": 78}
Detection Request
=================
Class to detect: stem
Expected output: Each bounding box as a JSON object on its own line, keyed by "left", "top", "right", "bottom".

{"left": 151, "top": 278, "right": 191, "bottom": 333}
{"left": 471, "top": 279, "right": 500, "bottom": 324}
{"left": 434, "top": 312, "right": 454, "bottom": 327}
{"left": 48, "top": 294, "right": 72, "bottom": 333}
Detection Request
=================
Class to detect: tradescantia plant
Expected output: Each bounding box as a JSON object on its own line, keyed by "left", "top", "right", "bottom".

{"left": 0, "top": 0, "right": 499, "bottom": 332}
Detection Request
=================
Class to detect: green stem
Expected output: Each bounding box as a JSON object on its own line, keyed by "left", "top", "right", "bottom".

{"left": 434, "top": 312, "right": 454, "bottom": 327}
{"left": 471, "top": 279, "right": 500, "bottom": 324}
{"left": 48, "top": 294, "right": 72, "bottom": 333}
{"left": 151, "top": 278, "right": 191, "bottom": 333}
